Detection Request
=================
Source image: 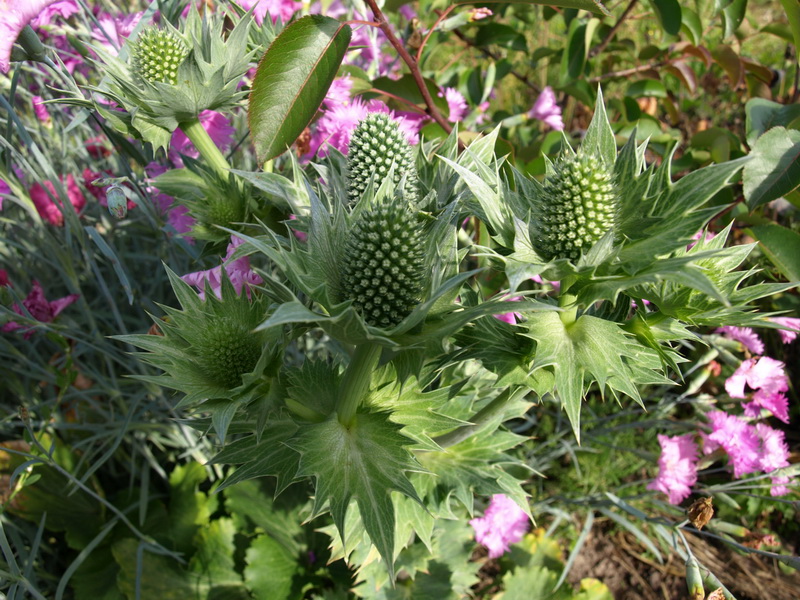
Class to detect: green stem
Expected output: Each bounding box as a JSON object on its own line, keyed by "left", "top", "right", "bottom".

{"left": 178, "top": 117, "right": 231, "bottom": 178}
{"left": 336, "top": 343, "right": 382, "bottom": 427}
{"left": 433, "top": 387, "right": 526, "bottom": 448}
{"left": 558, "top": 276, "right": 578, "bottom": 327}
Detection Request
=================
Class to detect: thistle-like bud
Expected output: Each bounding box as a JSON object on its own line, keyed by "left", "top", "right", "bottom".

{"left": 532, "top": 153, "right": 618, "bottom": 262}
{"left": 132, "top": 28, "right": 188, "bottom": 85}
{"left": 347, "top": 113, "right": 418, "bottom": 204}
{"left": 340, "top": 198, "right": 425, "bottom": 328}
{"left": 193, "top": 317, "right": 264, "bottom": 389}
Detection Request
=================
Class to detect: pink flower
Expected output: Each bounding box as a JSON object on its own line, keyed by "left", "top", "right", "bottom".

{"left": 469, "top": 494, "right": 530, "bottom": 558}
{"left": 647, "top": 434, "right": 698, "bottom": 504}
{"left": 321, "top": 76, "right": 353, "bottom": 111}
{"left": 725, "top": 357, "right": 789, "bottom": 422}
{"left": 0, "top": 270, "right": 8, "bottom": 286}
{"left": 439, "top": 87, "right": 469, "bottom": 123}
{"left": 170, "top": 110, "right": 235, "bottom": 166}
{"left": 32, "top": 95, "right": 50, "bottom": 124}
{"left": 715, "top": 326, "right": 764, "bottom": 355}
{"left": 705, "top": 412, "right": 761, "bottom": 478}
{"left": 90, "top": 11, "right": 143, "bottom": 57}
{"left": 167, "top": 205, "right": 195, "bottom": 240}
{"left": 494, "top": 295, "right": 522, "bottom": 324}
{"left": 769, "top": 316, "right": 800, "bottom": 344}
{"left": 469, "top": 8, "right": 493, "bottom": 21}
{"left": 755, "top": 424, "right": 791, "bottom": 496}
{"left": 2, "top": 280, "right": 79, "bottom": 338}
{"left": 182, "top": 235, "right": 263, "bottom": 300}
{"left": 30, "top": 0, "right": 79, "bottom": 27}
{"left": 0, "top": 177, "right": 10, "bottom": 210}
{"left": 29, "top": 174, "right": 86, "bottom": 226}
{"left": 528, "top": 86, "right": 564, "bottom": 131}
{"left": 237, "top": 0, "right": 301, "bottom": 25}
{"left": 0, "top": 0, "right": 65, "bottom": 72}
{"left": 687, "top": 230, "right": 715, "bottom": 250}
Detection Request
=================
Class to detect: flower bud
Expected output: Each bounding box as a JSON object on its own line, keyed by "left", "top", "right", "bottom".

{"left": 532, "top": 153, "right": 618, "bottom": 262}
{"left": 195, "top": 317, "right": 264, "bottom": 389}
{"left": 685, "top": 556, "right": 705, "bottom": 600}
{"left": 132, "top": 28, "right": 188, "bottom": 86}
{"left": 340, "top": 198, "right": 425, "bottom": 328}
{"left": 347, "top": 112, "right": 418, "bottom": 204}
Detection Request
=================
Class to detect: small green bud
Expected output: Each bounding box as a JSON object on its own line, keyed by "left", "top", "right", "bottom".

{"left": 532, "top": 153, "right": 618, "bottom": 262}
{"left": 106, "top": 185, "right": 128, "bottom": 219}
{"left": 194, "top": 317, "right": 264, "bottom": 389}
{"left": 347, "top": 113, "right": 418, "bottom": 204}
{"left": 340, "top": 198, "right": 425, "bottom": 329}
{"left": 132, "top": 28, "right": 188, "bottom": 85}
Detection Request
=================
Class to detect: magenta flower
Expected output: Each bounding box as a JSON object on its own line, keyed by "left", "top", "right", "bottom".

{"left": 182, "top": 235, "right": 264, "bottom": 301}
{"left": 528, "top": 86, "right": 564, "bottom": 131}
{"left": 91, "top": 11, "right": 143, "bottom": 56}
{"left": 0, "top": 0, "right": 66, "bottom": 72}
{"left": 647, "top": 434, "right": 698, "bottom": 505}
{"left": 705, "top": 411, "right": 761, "bottom": 478}
{"left": 29, "top": 174, "right": 86, "bottom": 226}
{"left": 725, "top": 357, "right": 789, "bottom": 422}
{"left": 237, "top": 0, "right": 301, "bottom": 25}
{"left": 715, "top": 325, "right": 764, "bottom": 355}
{"left": 494, "top": 295, "right": 522, "bottom": 324}
{"left": 469, "top": 494, "right": 530, "bottom": 558}
{"left": 687, "top": 229, "right": 716, "bottom": 250}
{"left": 170, "top": 110, "right": 235, "bottom": 166}
{"left": 769, "top": 316, "right": 800, "bottom": 344}
{"left": 321, "top": 76, "right": 353, "bottom": 111}
{"left": 0, "top": 177, "right": 10, "bottom": 210}
{"left": 30, "top": 0, "right": 79, "bottom": 27}
{"left": 439, "top": 87, "right": 469, "bottom": 123}
{"left": 2, "top": 280, "right": 79, "bottom": 338}
{"left": 32, "top": 95, "right": 50, "bottom": 124}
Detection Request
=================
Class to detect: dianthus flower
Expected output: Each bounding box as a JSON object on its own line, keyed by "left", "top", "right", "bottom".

{"left": 182, "top": 235, "right": 264, "bottom": 300}
{"left": 725, "top": 357, "right": 789, "bottom": 423}
{"left": 769, "top": 316, "right": 800, "bottom": 344}
{"left": 715, "top": 325, "right": 764, "bottom": 355}
{"left": 439, "top": 87, "right": 469, "bottom": 123}
{"left": 754, "top": 423, "right": 791, "bottom": 496}
{"left": 32, "top": 95, "right": 50, "bottom": 125}
{"left": 494, "top": 295, "right": 522, "bottom": 325}
{"left": 469, "top": 494, "right": 530, "bottom": 558}
{"left": 0, "top": 0, "right": 64, "bottom": 73}
{"left": 0, "top": 177, "right": 10, "bottom": 210}
{"left": 237, "top": 0, "right": 301, "bottom": 25}
{"left": 30, "top": 0, "right": 79, "bottom": 27}
{"left": 29, "top": 173, "right": 86, "bottom": 226}
{"left": 704, "top": 411, "right": 760, "bottom": 478}
{"left": 647, "top": 434, "right": 698, "bottom": 505}
{"left": 90, "top": 11, "right": 143, "bottom": 56}
{"left": 2, "top": 280, "right": 79, "bottom": 338}
{"left": 528, "top": 86, "right": 564, "bottom": 131}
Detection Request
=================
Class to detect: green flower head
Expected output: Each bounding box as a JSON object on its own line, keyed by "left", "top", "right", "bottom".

{"left": 131, "top": 27, "right": 189, "bottom": 85}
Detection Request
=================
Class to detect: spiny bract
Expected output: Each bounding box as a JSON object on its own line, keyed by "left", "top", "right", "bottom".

{"left": 340, "top": 198, "right": 425, "bottom": 329}
{"left": 347, "top": 113, "right": 418, "bottom": 204}
{"left": 132, "top": 28, "right": 189, "bottom": 85}
{"left": 532, "top": 153, "right": 618, "bottom": 262}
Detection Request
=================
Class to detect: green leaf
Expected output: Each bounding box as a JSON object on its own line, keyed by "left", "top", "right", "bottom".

{"left": 780, "top": 0, "right": 800, "bottom": 55}
{"left": 583, "top": 87, "right": 616, "bottom": 167}
{"left": 745, "top": 98, "right": 800, "bottom": 147}
{"left": 681, "top": 8, "right": 703, "bottom": 45}
{"left": 368, "top": 75, "right": 450, "bottom": 115}
{"left": 502, "top": 565, "right": 564, "bottom": 600}
{"left": 626, "top": 79, "right": 667, "bottom": 98}
{"left": 287, "top": 412, "right": 423, "bottom": 578}
{"left": 113, "top": 539, "right": 204, "bottom": 600}
{"left": 168, "top": 462, "right": 214, "bottom": 556}
{"left": 474, "top": 23, "right": 527, "bottom": 51}
{"left": 743, "top": 127, "right": 800, "bottom": 209}
{"left": 188, "top": 518, "right": 243, "bottom": 589}
{"left": 523, "top": 312, "right": 667, "bottom": 441}
{"left": 750, "top": 224, "right": 800, "bottom": 281}
{"left": 721, "top": 0, "right": 747, "bottom": 39}
{"left": 244, "top": 534, "right": 299, "bottom": 600}
{"left": 561, "top": 19, "right": 587, "bottom": 84}
{"left": 249, "top": 15, "right": 351, "bottom": 162}
{"left": 523, "top": 0, "right": 610, "bottom": 15}
{"left": 649, "top": 0, "right": 682, "bottom": 35}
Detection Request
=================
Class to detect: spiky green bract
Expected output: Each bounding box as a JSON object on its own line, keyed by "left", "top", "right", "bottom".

{"left": 154, "top": 158, "right": 251, "bottom": 244}
{"left": 116, "top": 268, "right": 282, "bottom": 442}
{"left": 531, "top": 153, "right": 619, "bottom": 262}
{"left": 339, "top": 195, "right": 426, "bottom": 328}
{"left": 131, "top": 27, "right": 188, "bottom": 85}
{"left": 83, "top": 10, "right": 255, "bottom": 152}
{"left": 287, "top": 411, "right": 425, "bottom": 580}
{"left": 347, "top": 112, "right": 418, "bottom": 204}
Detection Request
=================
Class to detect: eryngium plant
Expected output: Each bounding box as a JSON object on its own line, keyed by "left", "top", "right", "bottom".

{"left": 346, "top": 112, "right": 419, "bottom": 204}
{"left": 131, "top": 28, "right": 188, "bottom": 85}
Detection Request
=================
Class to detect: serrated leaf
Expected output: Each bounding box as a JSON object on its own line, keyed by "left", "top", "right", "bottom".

{"left": 168, "top": 462, "right": 213, "bottom": 556}
{"left": 249, "top": 15, "right": 351, "bottom": 162}
{"left": 287, "top": 412, "right": 423, "bottom": 578}
{"left": 501, "top": 565, "right": 564, "bottom": 600}
{"left": 244, "top": 534, "right": 300, "bottom": 600}
{"left": 743, "top": 126, "right": 800, "bottom": 209}
{"left": 582, "top": 87, "right": 616, "bottom": 167}
{"left": 189, "top": 518, "right": 242, "bottom": 588}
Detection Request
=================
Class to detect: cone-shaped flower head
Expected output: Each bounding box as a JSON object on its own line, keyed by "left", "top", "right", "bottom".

{"left": 340, "top": 197, "right": 425, "bottom": 329}
{"left": 532, "top": 153, "right": 618, "bottom": 262}
{"left": 132, "top": 27, "right": 188, "bottom": 85}
{"left": 347, "top": 112, "right": 418, "bottom": 204}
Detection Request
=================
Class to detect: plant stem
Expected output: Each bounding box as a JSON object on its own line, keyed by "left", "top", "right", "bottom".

{"left": 588, "top": 0, "right": 638, "bottom": 58}
{"left": 558, "top": 276, "right": 578, "bottom": 327}
{"left": 336, "top": 343, "right": 382, "bottom": 427}
{"left": 362, "top": 0, "right": 453, "bottom": 135}
{"left": 178, "top": 117, "right": 231, "bottom": 178}
{"left": 433, "top": 387, "right": 526, "bottom": 448}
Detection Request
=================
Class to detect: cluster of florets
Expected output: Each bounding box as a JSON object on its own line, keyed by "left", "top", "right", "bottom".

{"left": 339, "top": 198, "right": 425, "bottom": 329}
{"left": 346, "top": 113, "right": 418, "bottom": 204}
{"left": 132, "top": 27, "right": 188, "bottom": 85}
{"left": 532, "top": 153, "right": 618, "bottom": 261}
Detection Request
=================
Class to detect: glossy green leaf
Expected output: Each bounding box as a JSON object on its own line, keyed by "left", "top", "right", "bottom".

{"left": 681, "top": 7, "right": 703, "bottom": 44}
{"left": 561, "top": 19, "right": 588, "bottom": 83}
{"left": 524, "top": 0, "right": 610, "bottom": 15}
{"left": 649, "top": 0, "right": 682, "bottom": 35}
{"left": 743, "top": 127, "right": 800, "bottom": 209}
{"left": 475, "top": 23, "right": 527, "bottom": 51}
{"left": 744, "top": 98, "right": 800, "bottom": 147}
{"left": 721, "top": 0, "right": 748, "bottom": 39}
{"left": 249, "top": 15, "right": 351, "bottom": 162}
{"left": 750, "top": 224, "right": 800, "bottom": 282}
{"left": 626, "top": 79, "right": 667, "bottom": 98}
